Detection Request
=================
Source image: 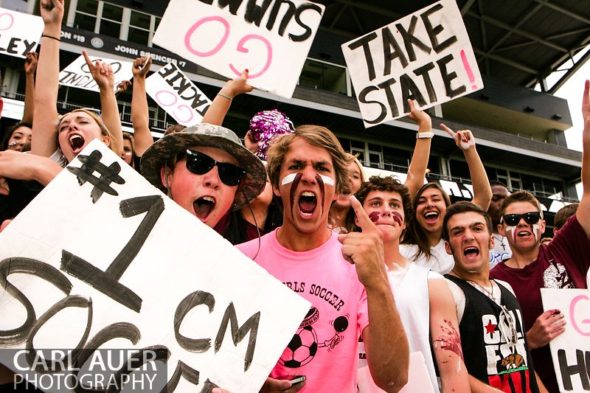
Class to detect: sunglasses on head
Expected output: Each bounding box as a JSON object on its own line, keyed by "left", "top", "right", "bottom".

{"left": 501, "top": 211, "right": 541, "bottom": 226}
{"left": 185, "top": 149, "right": 245, "bottom": 187}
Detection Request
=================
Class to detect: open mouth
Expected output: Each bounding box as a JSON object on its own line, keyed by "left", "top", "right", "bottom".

{"left": 193, "top": 196, "right": 215, "bottom": 221}
{"left": 463, "top": 246, "right": 480, "bottom": 257}
{"left": 69, "top": 134, "right": 86, "bottom": 154}
{"left": 298, "top": 191, "right": 317, "bottom": 217}
{"left": 517, "top": 230, "right": 532, "bottom": 238}
{"left": 423, "top": 210, "right": 439, "bottom": 223}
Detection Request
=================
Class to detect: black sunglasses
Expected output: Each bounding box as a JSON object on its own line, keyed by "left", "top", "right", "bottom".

{"left": 502, "top": 211, "right": 541, "bottom": 226}
{"left": 185, "top": 149, "right": 245, "bottom": 187}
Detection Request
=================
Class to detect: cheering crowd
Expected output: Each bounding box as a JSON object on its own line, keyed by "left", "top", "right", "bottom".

{"left": 1, "top": 0, "right": 590, "bottom": 392}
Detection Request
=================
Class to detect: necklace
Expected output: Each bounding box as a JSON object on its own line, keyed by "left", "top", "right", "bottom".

{"left": 468, "top": 279, "right": 495, "bottom": 301}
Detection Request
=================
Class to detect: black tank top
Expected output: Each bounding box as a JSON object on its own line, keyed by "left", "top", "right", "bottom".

{"left": 445, "top": 275, "right": 539, "bottom": 393}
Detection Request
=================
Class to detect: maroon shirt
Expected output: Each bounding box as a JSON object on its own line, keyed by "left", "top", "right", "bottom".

{"left": 490, "top": 215, "right": 590, "bottom": 392}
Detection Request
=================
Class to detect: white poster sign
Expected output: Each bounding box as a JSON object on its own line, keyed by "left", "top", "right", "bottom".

{"left": 153, "top": 0, "right": 325, "bottom": 98}
{"left": 59, "top": 55, "right": 134, "bottom": 93}
{"left": 541, "top": 288, "right": 590, "bottom": 393}
{"left": 342, "top": 0, "right": 483, "bottom": 127}
{"left": 0, "top": 7, "right": 43, "bottom": 58}
{"left": 0, "top": 141, "right": 310, "bottom": 393}
{"left": 145, "top": 62, "right": 211, "bottom": 126}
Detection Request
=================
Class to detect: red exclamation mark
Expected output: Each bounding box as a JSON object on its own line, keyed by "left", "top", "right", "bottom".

{"left": 460, "top": 49, "right": 477, "bottom": 90}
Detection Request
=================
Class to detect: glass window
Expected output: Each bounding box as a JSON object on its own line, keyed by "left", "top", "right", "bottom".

{"left": 102, "top": 3, "right": 123, "bottom": 21}
{"left": 128, "top": 28, "right": 150, "bottom": 45}
{"left": 130, "top": 11, "right": 151, "bottom": 29}
{"left": 77, "top": 0, "right": 98, "bottom": 14}
{"left": 100, "top": 19, "right": 121, "bottom": 38}
{"left": 75, "top": 13, "right": 96, "bottom": 31}
{"left": 299, "top": 59, "right": 348, "bottom": 95}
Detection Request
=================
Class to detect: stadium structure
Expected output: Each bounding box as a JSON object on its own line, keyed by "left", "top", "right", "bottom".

{"left": 1, "top": 0, "right": 588, "bottom": 232}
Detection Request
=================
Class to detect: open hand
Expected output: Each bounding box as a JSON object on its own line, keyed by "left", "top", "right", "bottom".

{"left": 526, "top": 309, "right": 566, "bottom": 349}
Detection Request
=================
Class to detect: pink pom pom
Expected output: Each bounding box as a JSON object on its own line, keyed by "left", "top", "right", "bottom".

{"left": 249, "top": 109, "right": 294, "bottom": 159}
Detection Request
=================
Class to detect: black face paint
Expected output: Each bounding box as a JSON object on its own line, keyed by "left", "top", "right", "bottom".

{"left": 315, "top": 174, "right": 326, "bottom": 215}
{"left": 288, "top": 173, "right": 302, "bottom": 222}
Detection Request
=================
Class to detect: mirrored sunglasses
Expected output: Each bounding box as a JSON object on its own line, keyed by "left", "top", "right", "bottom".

{"left": 502, "top": 211, "right": 541, "bottom": 226}
{"left": 185, "top": 149, "right": 245, "bottom": 187}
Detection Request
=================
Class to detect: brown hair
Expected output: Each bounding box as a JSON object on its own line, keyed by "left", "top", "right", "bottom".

{"left": 442, "top": 201, "right": 492, "bottom": 241}
{"left": 554, "top": 203, "right": 578, "bottom": 230}
{"left": 501, "top": 190, "right": 543, "bottom": 217}
{"left": 266, "top": 125, "right": 351, "bottom": 195}
{"left": 351, "top": 175, "right": 412, "bottom": 233}
{"left": 403, "top": 182, "right": 452, "bottom": 259}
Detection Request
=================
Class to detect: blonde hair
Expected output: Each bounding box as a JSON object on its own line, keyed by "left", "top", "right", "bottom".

{"left": 58, "top": 108, "right": 114, "bottom": 142}
{"left": 267, "top": 125, "right": 351, "bottom": 195}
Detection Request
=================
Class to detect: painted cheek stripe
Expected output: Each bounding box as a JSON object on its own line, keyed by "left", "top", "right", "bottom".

{"left": 281, "top": 173, "right": 298, "bottom": 186}
{"left": 319, "top": 175, "right": 335, "bottom": 187}
{"left": 506, "top": 225, "right": 517, "bottom": 243}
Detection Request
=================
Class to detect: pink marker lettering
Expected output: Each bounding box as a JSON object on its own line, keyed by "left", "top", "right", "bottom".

{"left": 184, "top": 16, "right": 230, "bottom": 57}
{"left": 570, "top": 294, "right": 590, "bottom": 336}
{"left": 0, "top": 13, "right": 15, "bottom": 31}
{"left": 229, "top": 34, "right": 273, "bottom": 79}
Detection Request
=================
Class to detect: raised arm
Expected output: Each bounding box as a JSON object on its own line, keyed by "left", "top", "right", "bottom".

{"left": 441, "top": 124, "right": 492, "bottom": 210}
{"left": 82, "top": 51, "right": 123, "bottom": 155}
{"left": 202, "top": 69, "right": 252, "bottom": 126}
{"left": 341, "top": 196, "right": 409, "bottom": 392}
{"left": 31, "top": 0, "right": 64, "bottom": 157}
{"left": 130, "top": 55, "right": 153, "bottom": 157}
{"left": 428, "top": 278, "right": 470, "bottom": 393}
{"left": 405, "top": 99, "right": 432, "bottom": 199}
{"left": 22, "top": 52, "right": 38, "bottom": 124}
{"left": 577, "top": 79, "right": 590, "bottom": 237}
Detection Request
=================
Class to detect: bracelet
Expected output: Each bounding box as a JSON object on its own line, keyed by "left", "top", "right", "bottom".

{"left": 416, "top": 131, "right": 434, "bottom": 139}
{"left": 41, "top": 34, "right": 60, "bottom": 42}
{"left": 217, "top": 93, "right": 233, "bottom": 101}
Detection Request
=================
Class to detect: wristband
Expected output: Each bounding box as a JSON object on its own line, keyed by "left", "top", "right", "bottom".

{"left": 217, "top": 93, "right": 233, "bottom": 101}
{"left": 416, "top": 131, "right": 434, "bottom": 139}
{"left": 41, "top": 34, "right": 60, "bottom": 42}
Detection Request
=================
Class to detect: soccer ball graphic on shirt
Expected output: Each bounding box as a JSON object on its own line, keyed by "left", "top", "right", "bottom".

{"left": 279, "top": 324, "right": 319, "bottom": 368}
{"left": 278, "top": 307, "right": 350, "bottom": 368}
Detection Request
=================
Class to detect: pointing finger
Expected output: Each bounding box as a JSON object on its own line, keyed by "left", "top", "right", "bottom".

{"left": 82, "top": 50, "right": 93, "bottom": 69}
{"left": 349, "top": 195, "right": 376, "bottom": 233}
{"left": 440, "top": 123, "right": 456, "bottom": 139}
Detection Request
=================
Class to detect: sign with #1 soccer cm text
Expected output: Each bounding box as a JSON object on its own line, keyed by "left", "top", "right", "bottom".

{"left": 342, "top": 0, "right": 483, "bottom": 128}
{"left": 0, "top": 140, "right": 310, "bottom": 393}
{"left": 145, "top": 62, "right": 212, "bottom": 127}
{"left": 0, "top": 7, "right": 43, "bottom": 58}
{"left": 153, "top": 0, "right": 325, "bottom": 98}
{"left": 541, "top": 289, "right": 590, "bottom": 393}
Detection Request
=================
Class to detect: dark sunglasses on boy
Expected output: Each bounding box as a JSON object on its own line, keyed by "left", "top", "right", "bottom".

{"left": 501, "top": 211, "right": 542, "bottom": 226}
{"left": 185, "top": 149, "right": 245, "bottom": 186}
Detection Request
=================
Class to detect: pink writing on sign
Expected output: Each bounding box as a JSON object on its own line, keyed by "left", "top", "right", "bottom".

{"left": 183, "top": 15, "right": 273, "bottom": 79}
{"left": 569, "top": 294, "right": 590, "bottom": 337}
{"left": 0, "top": 13, "right": 15, "bottom": 31}
{"left": 229, "top": 34, "right": 272, "bottom": 78}
{"left": 155, "top": 90, "right": 194, "bottom": 124}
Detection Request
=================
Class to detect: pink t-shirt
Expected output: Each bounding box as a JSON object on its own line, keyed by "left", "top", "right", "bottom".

{"left": 237, "top": 229, "right": 370, "bottom": 393}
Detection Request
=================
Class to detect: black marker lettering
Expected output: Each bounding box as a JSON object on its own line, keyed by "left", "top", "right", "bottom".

{"left": 358, "top": 85, "right": 388, "bottom": 125}
{"left": 437, "top": 54, "right": 466, "bottom": 98}
{"left": 396, "top": 15, "right": 431, "bottom": 62}
{"left": 158, "top": 63, "right": 176, "bottom": 78}
{"left": 174, "top": 290, "right": 216, "bottom": 352}
{"left": 61, "top": 195, "right": 165, "bottom": 312}
{"left": 290, "top": 3, "right": 322, "bottom": 42}
{"left": 377, "top": 77, "right": 400, "bottom": 118}
{"left": 215, "top": 303, "right": 260, "bottom": 372}
{"left": 244, "top": 0, "right": 272, "bottom": 26}
{"left": 413, "top": 62, "right": 437, "bottom": 103}
{"left": 25, "top": 295, "right": 92, "bottom": 373}
{"left": 421, "top": 3, "right": 458, "bottom": 53}
{"left": 347, "top": 32, "right": 378, "bottom": 81}
{"left": 400, "top": 73, "right": 427, "bottom": 110}
{"left": 0, "top": 257, "right": 72, "bottom": 345}
{"left": 67, "top": 150, "right": 125, "bottom": 203}
{"left": 165, "top": 361, "right": 200, "bottom": 391}
{"left": 382, "top": 27, "right": 408, "bottom": 75}
{"left": 557, "top": 349, "right": 590, "bottom": 390}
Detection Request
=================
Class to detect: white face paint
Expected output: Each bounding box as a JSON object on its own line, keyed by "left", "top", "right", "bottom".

{"left": 532, "top": 224, "right": 541, "bottom": 242}
{"left": 319, "top": 175, "right": 335, "bottom": 187}
{"left": 280, "top": 173, "right": 335, "bottom": 186}
{"left": 281, "top": 173, "right": 297, "bottom": 186}
{"left": 506, "top": 225, "right": 517, "bottom": 243}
